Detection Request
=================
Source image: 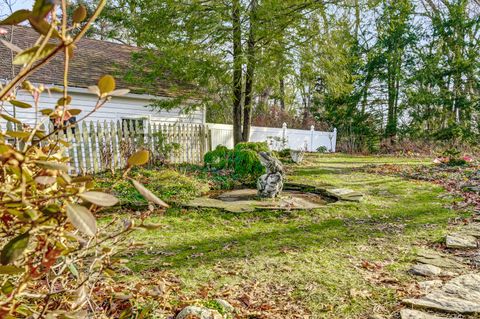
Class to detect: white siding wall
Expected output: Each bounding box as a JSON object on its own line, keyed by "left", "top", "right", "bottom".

{"left": 1, "top": 87, "right": 205, "bottom": 127}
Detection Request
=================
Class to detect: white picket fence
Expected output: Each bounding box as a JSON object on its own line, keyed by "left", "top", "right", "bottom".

{"left": 208, "top": 123, "right": 337, "bottom": 152}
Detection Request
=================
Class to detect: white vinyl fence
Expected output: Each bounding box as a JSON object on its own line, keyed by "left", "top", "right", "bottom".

{"left": 208, "top": 123, "right": 337, "bottom": 152}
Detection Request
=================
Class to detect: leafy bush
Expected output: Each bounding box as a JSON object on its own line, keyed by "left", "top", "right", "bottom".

{"left": 0, "top": 3, "right": 168, "bottom": 317}
{"left": 233, "top": 149, "right": 266, "bottom": 180}
{"left": 204, "top": 142, "right": 269, "bottom": 182}
{"left": 276, "top": 148, "right": 291, "bottom": 158}
{"left": 234, "top": 141, "right": 269, "bottom": 153}
{"left": 317, "top": 146, "right": 328, "bottom": 153}
{"left": 204, "top": 145, "right": 233, "bottom": 170}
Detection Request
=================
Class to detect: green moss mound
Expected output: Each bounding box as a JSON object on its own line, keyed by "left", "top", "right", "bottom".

{"left": 203, "top": 145, "right": 234, "bottom": 170}
{"left": 95, "top": 168, "right": 210, "bottom": 206}
{"left": 204, "top": 142, "right": 270, "bottom": 182}
{"left": 234, "top": 142, "right": 269, "bottom": 153}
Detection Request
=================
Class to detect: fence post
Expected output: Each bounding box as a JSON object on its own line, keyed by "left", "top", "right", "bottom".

{"left": 310, "top": 125, "right": 315, "bottom": 152}
{"left": 332, "top": 128, "right": 337, "bottom": 152}
{"left": 282, "top": 122, "right": 287, "bottom": 150}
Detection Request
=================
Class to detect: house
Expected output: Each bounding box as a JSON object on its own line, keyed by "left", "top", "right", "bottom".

{"left": 0, "top": 26, "right": 205, "bottom": 129}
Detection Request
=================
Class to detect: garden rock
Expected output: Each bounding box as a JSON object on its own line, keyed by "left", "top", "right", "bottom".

{"left": 403, "top": 274, "right": 480, "bottom": 314}
{"left": 257, "top": 152, "right": 284, "bottom": 198}
{"left": 326, "top": 188, "right": 363, "bottom": 202}
{"left": 462, "top": 223, "right": 480, "bottom": 238}
{"left": 445, "top": 233, "right": 477, "bottom": 249}
{"left": 415, "top": 249, "right": 465, "bottom": 271}
{"left": 400, "top": 309, "right": 448, "bottom": 319}
{"left": 409, "top": 264, "right": 442, "bottom": 277}
{"left": 418, "top": 280, "right": 443, "bottom": 292}
{"left": 289, "top": 150, "right": 305, "bottom": 163}
{"left": 176, "top": 306, "right": 223, "bottom": 319}
{"left": 214, "top": 299, "right": 235, "bottom": 313}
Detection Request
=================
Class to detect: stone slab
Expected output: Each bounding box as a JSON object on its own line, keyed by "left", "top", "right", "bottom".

{"left": 418, "top": 280, "right": 443, "bottom": 292}
{"left": 176, "top": 306, "right": 223, "bottom": 319}
{"left": 326, "top": 188, "right": 363, "bottom": 202}
{"left": 446, "top": 233, "right": 478, "bottom": 249}
{"left": 461, "top": 223, "right": 480, "bottom": 238}
{"left": 185, "top": 189, "right": 328, "bottom": 213}
{"left": 410, "top": 264, "right": 442, "bottom": 277}
{"left": 415, "top": 249, "right": 466, "bottom": 271}
{"left": 400, "top": 309, "right": 448, "bottom": 319}
{"left": 403, "top": 274, "right": 480, "bottom": 314}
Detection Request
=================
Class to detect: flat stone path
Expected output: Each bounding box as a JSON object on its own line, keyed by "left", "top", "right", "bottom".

{"left": 401, "top": 221, "right": 480, "bottom": 318}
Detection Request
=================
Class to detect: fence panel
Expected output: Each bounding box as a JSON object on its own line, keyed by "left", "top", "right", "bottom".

{"left": 206, "top": 123, "right": 336, "bottom": 152}
{"left": 53, "top": 121, "right": 208, "bottom": 174}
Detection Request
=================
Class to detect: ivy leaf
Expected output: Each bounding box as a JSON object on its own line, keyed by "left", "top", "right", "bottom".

{"left": 131, "top": 180, "right": 169, "bottom": 208}
{"left": 40, "top": 108, "right": 54, "bottom": 116}
{"left": 32, "top": 0, "right": 54, "bottom": 19}
{"left": 9, "top": 100, "right": 32, "bottom": 109}
{"left": 1, "top": 233, "right": 29, "bottom": 265}
{"left": 72, "top": 5, "right": 87, "bottom": 23}
{"left": 110, "top": 89, "right": 130, "bottom": 96}
{"left": 13, "top": 43, "right": 57, "bottom": 65}
{"left": 0, "top": 9, "right": 31, "bottom": 25}
{"left": 0, "top": 265, "right": 24, "bottom": 274}
{"left": 68, "top": 109, "right": 82, "bottom": 116}
{"left": 35, "top": 160, "right": 69, "bottom": 172}
{"left": 87, "top": 85, "right": 100, "bottom": 97}
{"left": 28, "top": 17, "right": 60, "bottom": 38}
{"left": 127, "top": 150, "right": 149, "bottom": 166}
{"left": 79, "top": 191, "right": 119, "bottom": 207}
{"left": 66, "top": 204, "right": 97, "bottom": 237}
{"left": 0, "top": 39, "right": 22, "bottom": 53}
{"left": 1, "top": 114, "right": 21, "bottom": 124}
{"left": 98, "top": 75, "right": 116, "bottom": 95}
{"left": 5, "top": 131, "right": 30, "bottom": 139}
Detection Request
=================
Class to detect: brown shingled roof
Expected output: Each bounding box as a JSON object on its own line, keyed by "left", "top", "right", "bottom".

{"left": 0, "top": 26, "right": 188, "bottom": 97}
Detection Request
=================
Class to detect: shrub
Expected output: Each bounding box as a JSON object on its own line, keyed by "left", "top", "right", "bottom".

{"left": 277, "top": 148, "right": 291, "bottom": 158}
{"left": 204, "top": 142, "right": 270, "bottom": 183}
{"left": 234, "top": 141, "right": 269, "bottom": 153}
{"left": 233, "top": 149, "right": 266, "bottom": 180}
{"left": 0, "top": 3, "right": 168, "bottom": 317}
{"left": 204, "top": 145, "right": 234, "bottom": 170}
{"left": 317, "top": 146, "right": 328, "bottom": 153}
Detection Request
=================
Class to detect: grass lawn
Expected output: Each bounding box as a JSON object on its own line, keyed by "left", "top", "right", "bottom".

{"left": 107, "top": 154, "right": 466, "bottom": 318}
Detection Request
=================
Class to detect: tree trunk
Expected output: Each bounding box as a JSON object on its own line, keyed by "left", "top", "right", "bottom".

{"left": 242, "top": 0, "right": 257, "bottom": 142}
{"left": 279, "top": 77, "right": 285, "bottom": 110}
{"left": 232, "top": 0, "right": 243, "bottom": 145}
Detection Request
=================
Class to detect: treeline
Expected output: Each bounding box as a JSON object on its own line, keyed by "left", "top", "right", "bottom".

{"left": 75, "top": 0, "right": 478, "bottom": 152}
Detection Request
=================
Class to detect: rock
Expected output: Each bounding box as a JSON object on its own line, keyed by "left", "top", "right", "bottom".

{"left": 213, "top": 299, "right": 235, "bottom": 313}
{"left": 290, "top": 150, "right": 305, "bottom": 163}
{"left": 176, "top": 306, "right": 223, "bottom": 319}
{"left": 185, "top": 188, "right": 330, "bottom": 212}
{"left": 409, "top": 264, "right": 442, "bottom": 277}
{"left": 418, "top": 280, "right": 443, "bottom": 292}
{"left": 257, "top": 152, "right": 284, "bottom": 198}
{"left": 415, "top": 249, "right": 466, "bottom": 271}
{"left": 326, "top": 188, "right": 363, "bottom": 202}
{"left": 446, "top": 233, "right": 477, "bottom": 249}
{"left": 462, "top": 223, "right": 480, "bottom": 238}
{"left": 403, "top": 274, "right": 480, "bottom": 314}
{"left": 400, "top": 309, "right": 448, "bottom": 319}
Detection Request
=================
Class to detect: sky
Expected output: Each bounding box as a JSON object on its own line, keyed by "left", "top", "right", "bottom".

{"left": 0, "top": 0, "right": 33, "bottom": 17}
